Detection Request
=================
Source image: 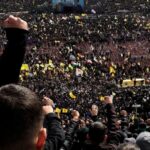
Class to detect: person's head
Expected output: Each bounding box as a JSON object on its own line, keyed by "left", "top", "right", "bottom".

{"left": 115, "top": 120, "right": 121, "bottom": 129}
{"left": 90, "top": 104, "right": 98, "bottom": 116}
{"left": 88, "top": 121, "right": 106, "bottom": 144}
{"left": 117, "top": 143, "right": 140, "bottom": 150}
{"left": 120, "top": 110, "right": 128, "bottom": 117}
{"left": 136, "top": 131, "right": 150, "bottom": 150}
{"left": 146, "top": 118, "right": 150, "bottom": 126}
{"left": 124, "top": 137, "right": 136, "bottom": 144}
{"left": 0, "top": 84, "right": 46, "bottom": 150}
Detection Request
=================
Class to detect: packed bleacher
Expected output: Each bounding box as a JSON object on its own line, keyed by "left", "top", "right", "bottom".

{"left": 0, "top": 1, "right": 150, "bottom": 150}
{"left": 0, "top": 0, "right": 150, "bottom": 13}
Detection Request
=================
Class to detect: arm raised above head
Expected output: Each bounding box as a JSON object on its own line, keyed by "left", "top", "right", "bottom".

{"left": 0, "top": 15, "right": 29, "bottom": 86}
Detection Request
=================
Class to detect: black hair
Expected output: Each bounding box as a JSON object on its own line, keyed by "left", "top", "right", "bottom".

{"left": 88, "top": 121, "right": 106, "bottom": 144}
{"left": 0, "top": 84, "right": 43, "bottom": 150}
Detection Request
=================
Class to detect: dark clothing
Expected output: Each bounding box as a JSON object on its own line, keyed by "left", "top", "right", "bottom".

{"left": 63, "top": 104, "right": 118, "bottom": 150}
{"left": 82, "top": 104, "right": 118, "bottom": 150}
{"left": 91, "top": 115, "right": 101, "bottom": 122}
{"left": 105, "top": 103, "right": 117, "bottom": 133}
{"left": 0, "top": 28, "right": 65, "bottom": 150}
{"left": 83, "top": 142, "right": 117, "bottom": 150}
{"left": 120, "top": 115, "right": 129, "bottom": 132}
{"left": 44, "top": 113, "right": 65, "bottom": 150}
{"left": 63, "top": 120, "right": 79, "bottom": 150}
{"left": 0, "top": 28, "right": 28, "bottom": 86}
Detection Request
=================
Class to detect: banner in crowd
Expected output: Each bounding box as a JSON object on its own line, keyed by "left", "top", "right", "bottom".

{"left": 122, "top": 78, "right": 145, "bottom": 87}
{"left": 55, "top": 108, "right": 69, "bottom": 114}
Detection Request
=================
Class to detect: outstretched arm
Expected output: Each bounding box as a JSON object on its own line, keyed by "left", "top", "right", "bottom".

{"left": 104, "top": 96, "right": 121, "bottom": 145}
{"left": 42, "top": 96, "right": 65, "bottom": 150}
{"left": 104, "top": 96, "right": 117, "bottom": 132}
{"left": 63, "top": 110, "right": 80, "bottom": 150}
{"left": 0, "top": 15, "right": 28, "bottom": 86}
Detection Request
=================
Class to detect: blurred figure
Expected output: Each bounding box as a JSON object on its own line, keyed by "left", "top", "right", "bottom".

{"left": 136, "top": 131, "right": 150, "bottom": 150}
{"left": 0, "top": 84, "right": 65, "bottom": 150}
{"left": 117, "top": 143, "right": 140, "bottom": 150}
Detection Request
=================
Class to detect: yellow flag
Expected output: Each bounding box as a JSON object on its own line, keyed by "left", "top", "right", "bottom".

{"left": 75, "top": 16, "right": 80, "bottom": 20}
{"left": 55, "top": 108, "right": 61, "bottom": 113}
{"left": 62, "top": 108, "right": 68, "bottom": 113}
{"left": 109, "top": 66, "right": 116, "bottom": 74}
{"left": 68, "top": 64, "right": 74, "bottom": 70}
{"left": 60, "top": 62, "right": 65, "bottom": 67}
{"left": 69, "top": 91, "right": 77, "bottom": 99}
{"left": 21, "top": 64, "right": 29, "bottom": 71}
{"left": 40, "top": 64, "right": 44, "bottom": 68}
{"left": 48, "top": 60, "right": 55, "bottom": 68}
{"left": 99, "top": 96, "right": 104, "bottom": 101}
{"left": 81, "top": 13, "right": 87, "bottom": 17}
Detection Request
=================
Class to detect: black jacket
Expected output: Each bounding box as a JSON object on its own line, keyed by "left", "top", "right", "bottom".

{"left": 82, "top": 104, "right": 118, "bottom": 150}
{"left": 44, "top": 113, "right": 65, "bottom": 150}
{"left": 83, "top": 143, "right": 117, "bottom": 150}
{"left": 0, "top": 28, "right": 65, "bottom": 150}
{"left": 0, "top": 28, "right": 28, "bottom": 86}
{"left": 63, "top": 104, "right": 119, "bottom": 150}
{"left": 62, "top": 120, "right": 79, "bottom": 150}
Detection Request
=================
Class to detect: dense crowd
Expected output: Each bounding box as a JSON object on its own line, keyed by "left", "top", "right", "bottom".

{"left": 13, "top": 13, "right": 150, "bottom": 111}
{"left": 0, "top": 1, "right": 150, "bottom": 150}
{"left": 0, "top": 11, "right": 150, "bottom": 116}
{"left": 0, "top": 0, "right": 150, "bottom": 13}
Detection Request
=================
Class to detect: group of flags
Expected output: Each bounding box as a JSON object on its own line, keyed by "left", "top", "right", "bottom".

{"left": 55, "top": 108, "right": 68, "bottom": 114}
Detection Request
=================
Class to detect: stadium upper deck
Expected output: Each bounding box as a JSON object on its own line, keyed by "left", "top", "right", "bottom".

{"left": 0, "top": 0, "right": 150, "bottom": 13}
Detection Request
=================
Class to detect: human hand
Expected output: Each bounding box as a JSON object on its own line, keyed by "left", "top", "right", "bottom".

{"left": 42, "top": 96, "right": 54, "bottom": 115}
{"left": 42, "top": 96, "right": 54, "bottom": 107}
{"left": 3, "top": 15, "right": 29, "bottom": 31}
{"left": 42, "top": 105, "right": 54, "bottom": 115}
